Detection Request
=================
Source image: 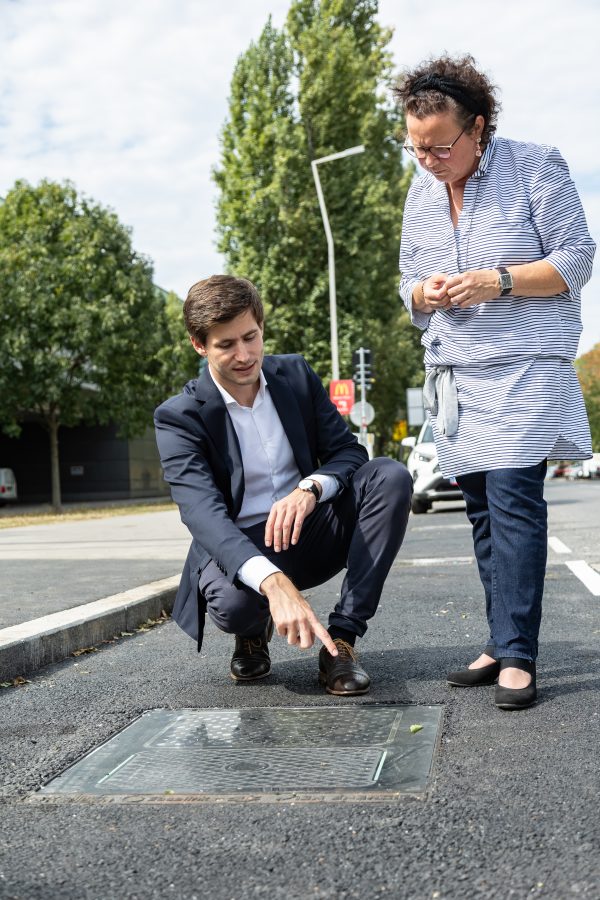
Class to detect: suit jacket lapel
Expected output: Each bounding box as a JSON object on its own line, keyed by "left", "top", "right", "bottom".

{"left": 263, "top": 357, "right": 313, "bottom": 476}
{"left": 195, "top": 368, "right": 245, "bottom": 516}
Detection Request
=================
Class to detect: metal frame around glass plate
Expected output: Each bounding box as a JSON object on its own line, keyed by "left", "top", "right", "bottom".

{"left": 37, "top": 705, "right": 442, "bottom": 802}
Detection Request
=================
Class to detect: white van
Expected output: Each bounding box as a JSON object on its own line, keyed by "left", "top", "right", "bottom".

{"left": 0, "top": 468, "right": 18, "bottom": 504}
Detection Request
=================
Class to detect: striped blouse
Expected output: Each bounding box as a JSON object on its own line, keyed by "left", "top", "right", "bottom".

{"left": 399, "top": 136, "right": 596, "bottom": 476}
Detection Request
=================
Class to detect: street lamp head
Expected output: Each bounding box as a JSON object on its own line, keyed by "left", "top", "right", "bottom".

{"left": 312, "top": 144, "right": 365, "bottom": 167}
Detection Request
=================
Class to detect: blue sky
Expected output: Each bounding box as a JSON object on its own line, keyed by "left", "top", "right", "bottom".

{"left": 1, "top": 0, "right": 598, "bottom": 354}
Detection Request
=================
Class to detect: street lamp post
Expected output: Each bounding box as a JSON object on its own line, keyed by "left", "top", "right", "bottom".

{"left": 311, "top": 144, "right": 365, "bottom": 381}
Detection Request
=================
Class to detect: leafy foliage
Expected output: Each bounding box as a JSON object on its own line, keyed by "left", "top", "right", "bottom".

{"left": 155, "top": 288, "right": 202, "bottom": 398}
{"left": 576, "top": 343, "right": 600, "bottom": 451}
{"left": 0, "top": 179, "right": 172, "bottom": 505}
{"left": 213, "top": 0, "right": 422, "bottom": 445}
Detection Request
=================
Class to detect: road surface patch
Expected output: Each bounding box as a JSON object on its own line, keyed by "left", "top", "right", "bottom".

{"left": 37, "top": 705, "right": 443, "bottom": 802}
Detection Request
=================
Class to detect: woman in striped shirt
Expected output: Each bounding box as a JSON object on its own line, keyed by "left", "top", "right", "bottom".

{"left": 395, "top": 54, "right": 595, "bottom": 710}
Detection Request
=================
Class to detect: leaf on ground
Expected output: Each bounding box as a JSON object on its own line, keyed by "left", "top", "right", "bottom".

{"left": 72, "top": 647, "right": 98, "bottom": 656}
{"left": 409, "top": 724, "right": 424, "bottom": 734}
{"left": 1, "top": 676, "right": 32, "bottom": 688}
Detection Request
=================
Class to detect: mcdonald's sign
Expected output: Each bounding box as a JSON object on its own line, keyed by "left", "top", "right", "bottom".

{"left": 329, "top": 379, "right": 355, "bottom": 416}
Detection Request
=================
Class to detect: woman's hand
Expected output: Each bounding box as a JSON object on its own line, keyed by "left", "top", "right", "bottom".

{"left": 444, "top": 269, "right": 500, "bottom": 308}
{"left": 414, "top": 272, "right": 452, "bottom": 312}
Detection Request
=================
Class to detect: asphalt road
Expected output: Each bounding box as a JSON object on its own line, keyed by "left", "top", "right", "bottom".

{"left": 0, "top": 480, "right": 598, "bottom": 899}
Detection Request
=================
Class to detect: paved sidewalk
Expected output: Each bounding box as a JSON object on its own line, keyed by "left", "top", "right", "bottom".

{"left": 0, "top": 508, "right": 189, "bottom": 679}
{"left": 0, "top": 508, "right": 189, "bottom": 627}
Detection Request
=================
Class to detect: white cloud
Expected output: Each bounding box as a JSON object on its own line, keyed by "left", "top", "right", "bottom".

{"left": 1, "top": 0, "right": 598, "bottom": 353}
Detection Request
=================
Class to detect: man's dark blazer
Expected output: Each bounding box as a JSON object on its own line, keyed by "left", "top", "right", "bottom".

{"left": 154, "top": 353, "right": 368, "bottom": 641}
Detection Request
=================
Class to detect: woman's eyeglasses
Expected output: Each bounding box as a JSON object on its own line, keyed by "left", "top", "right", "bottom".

{"left": 403, "top": 125, "right": 468, "bottom": 159}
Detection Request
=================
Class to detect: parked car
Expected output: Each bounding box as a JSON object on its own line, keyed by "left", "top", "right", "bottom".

{"left": 547, "top": 462, "right": 569, "bottom": 478}
{"left": 401, "top": 421, "right": 464, "bottom": 514}
{"left": 564, "top": 464, "right": 585, "bottom": 480}
{"left": 0, "top": 468, "right": 18, "bottom": 504}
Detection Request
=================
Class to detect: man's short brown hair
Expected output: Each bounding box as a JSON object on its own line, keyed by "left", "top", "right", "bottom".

{"left": 183, "top": 275, "right": 264, "bottom": 344}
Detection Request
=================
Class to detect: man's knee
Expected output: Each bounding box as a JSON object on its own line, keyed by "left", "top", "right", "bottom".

{"left": 357, "top": 456, "right": 413, "bottom": 505}
{"left": 206, "top": 582, "right": 270, "bottom": 636}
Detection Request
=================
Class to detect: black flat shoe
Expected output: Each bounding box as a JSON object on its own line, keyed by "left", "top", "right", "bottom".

{"left": 318, "top": 639, "right": 370, "bottom": 696}
{"left": 230, "top": 617, "right": 274, "bottom": 681}
{"left": 495, "top": 658, "right": 537, "bottom": 710}
{"left": 447, "top": 660, "right": 500, "bottom": 687}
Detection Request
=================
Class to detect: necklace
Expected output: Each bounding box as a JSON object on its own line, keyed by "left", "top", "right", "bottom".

{"left": 460, "top": 172, "right": 484, "bottom": 272}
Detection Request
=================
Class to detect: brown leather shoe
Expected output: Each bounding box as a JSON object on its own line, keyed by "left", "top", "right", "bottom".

{"left": 318, "top": 639, "right": 370, "bottom": 696}
{"left": 230, "top": 617, "right": 274, "bottom": 681}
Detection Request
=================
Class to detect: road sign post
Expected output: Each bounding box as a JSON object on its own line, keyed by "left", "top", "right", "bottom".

{"left": 406, "top": 387, "right": 425, "bottom": 427}
{"left": 351, "top": 347, "right": 375, "bottom": 454}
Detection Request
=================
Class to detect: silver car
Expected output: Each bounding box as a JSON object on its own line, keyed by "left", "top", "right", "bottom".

{"left": 401, "top": 421, "right": 464, "bottom": 514}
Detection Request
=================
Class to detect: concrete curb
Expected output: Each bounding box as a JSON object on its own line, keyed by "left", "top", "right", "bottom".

{"left": 0, "top": 575, "right": 180, "bottom": 681}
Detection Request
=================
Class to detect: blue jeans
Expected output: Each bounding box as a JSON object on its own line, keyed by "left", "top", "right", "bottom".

{"left": 456, "top": 461, "right": 547, "bottom": 661}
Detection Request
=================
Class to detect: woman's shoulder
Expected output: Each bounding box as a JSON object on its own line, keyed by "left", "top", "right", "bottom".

{"left": 494, "top": 135, "right": 562, "bottom": 171}
{"left": 406, "top": 169, "right": 439, "bottom": 203}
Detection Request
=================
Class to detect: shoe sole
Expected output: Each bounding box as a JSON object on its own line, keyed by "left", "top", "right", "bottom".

{"left": 446, "top": 677, "right": 498, "bottom": 687}
{"left": 229, "top": 669, "right": 271, "bottom": 682}
{"left": 318, "top": 671, "right": 370, "bottom": 696}
{"left": 495, "top": 699, "right": 537, "bottom": 710}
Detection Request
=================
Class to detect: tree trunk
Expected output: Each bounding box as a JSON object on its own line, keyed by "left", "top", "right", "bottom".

{"left": 48, "top": 414, "right": 62, "bottom": 512}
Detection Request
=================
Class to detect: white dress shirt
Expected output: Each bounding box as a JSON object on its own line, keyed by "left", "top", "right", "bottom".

{"left": 209, "top": 367, "right": 339, "bottom": 593}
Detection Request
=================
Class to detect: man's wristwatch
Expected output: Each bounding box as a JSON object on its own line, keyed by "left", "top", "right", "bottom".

{"left": 298, "top": 478, "right": 321, "bottom": 501}
{"left": 496, "top": 266, "right": 513, "bottom": 296}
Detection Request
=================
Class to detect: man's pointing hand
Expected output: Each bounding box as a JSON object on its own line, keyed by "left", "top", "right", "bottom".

{"left": 260, "top": 572, "right": 338, "bottom": 656}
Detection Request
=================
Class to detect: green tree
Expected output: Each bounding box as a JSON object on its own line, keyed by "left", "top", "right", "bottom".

{"left": 155, "top": 288, "right": 201, "bottom": 398}
{"left": 0, "top": 179, "right": 167, "bottom": 510}
{"left": 213, "top": 0, "right": 422, "bottom": 446}
{"left": 576, "top": 343, "right": 600, "bottom": 451}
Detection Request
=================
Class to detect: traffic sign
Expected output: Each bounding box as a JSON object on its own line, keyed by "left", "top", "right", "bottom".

{"left": 329, "top": 379, "right": 354, "bottom": 416}
{"left": 406, "top": 387, "right": 425, "bottom": 426}
{"left": 350, "top": 401, "right": 375, "bottom": 426}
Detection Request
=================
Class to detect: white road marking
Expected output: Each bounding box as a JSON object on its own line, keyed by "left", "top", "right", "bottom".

{"left": 410, "top": 524, "right": 471, "bottom": 531}
{"left": 548, "top": 536, "right": 572, "bottom": 554}
{"left": 565, "top": 560, "right": 600, "bottom": 597}
{"left": 396, "top": 556, "right": 474, "bottom": 566}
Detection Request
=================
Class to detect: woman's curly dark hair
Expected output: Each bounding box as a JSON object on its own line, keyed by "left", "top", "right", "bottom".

{"left": 393, "top": 54, "right": 501, "bottom": 146}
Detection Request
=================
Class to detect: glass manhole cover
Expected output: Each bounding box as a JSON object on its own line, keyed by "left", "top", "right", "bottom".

{"left": 38, "top": 706, "right": 442, "bottom": 801}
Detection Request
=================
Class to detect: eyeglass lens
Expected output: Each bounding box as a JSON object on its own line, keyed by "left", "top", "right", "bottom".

{"left": 405, "top": 145, "right": 451, "bottom": 159}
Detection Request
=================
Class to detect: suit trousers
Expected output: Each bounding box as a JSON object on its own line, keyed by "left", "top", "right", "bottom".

{"left": 456, "top": 460, "right": 548, "bottom": 661}
{"left": 199, "top": 457, "right": 412, "bottom": 640}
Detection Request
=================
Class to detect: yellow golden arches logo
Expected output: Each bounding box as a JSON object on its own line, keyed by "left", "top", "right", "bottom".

{"left": 334, "top": 383, "right": 351, "bottom": 396}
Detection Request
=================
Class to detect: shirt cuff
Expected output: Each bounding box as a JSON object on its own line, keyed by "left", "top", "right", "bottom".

{"left": 237, "top": 556, "right": 281, "bottom": 595}
{"left": 399, "top": 278, "right": 433, "bottom": 330}
{"left": 308, "top": 473, "right": 339, "bottom": 502}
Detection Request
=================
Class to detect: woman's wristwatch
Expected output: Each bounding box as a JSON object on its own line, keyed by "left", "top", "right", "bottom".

{"left": 496, "top": 267, "right": 513, "bottom": 296}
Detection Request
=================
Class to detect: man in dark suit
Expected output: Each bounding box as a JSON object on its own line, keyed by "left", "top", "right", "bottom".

{"left": 155, "top": 275, "right": 412, "bottom": 695}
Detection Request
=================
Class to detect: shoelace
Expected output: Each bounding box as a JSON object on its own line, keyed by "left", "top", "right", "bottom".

{"left": 332, "top": 639, "right": 357, "bottom": 661}
{"left": 242, "top": 637, "right": 265, "bottom": 655}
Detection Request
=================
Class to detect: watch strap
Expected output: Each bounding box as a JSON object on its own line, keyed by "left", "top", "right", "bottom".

{"left": 497, "top": 266, "right": 513, "bottom": 296}
{"left": 298, "top": 480, "right": 320, "bottom": 501}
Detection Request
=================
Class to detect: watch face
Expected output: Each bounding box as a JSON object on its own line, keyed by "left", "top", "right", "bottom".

{"left": 500, "top": 272, "right": 513, "bottom": 290}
